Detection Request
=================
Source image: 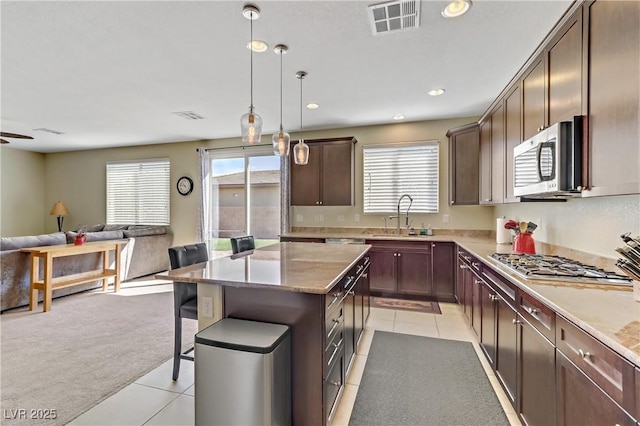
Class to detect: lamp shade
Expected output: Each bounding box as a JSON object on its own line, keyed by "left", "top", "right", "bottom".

{"left": 49, "top": 201, "right": 69, "bottom": 216}
{"left": 293, "top": 140, "right": 310, "bottom": 165}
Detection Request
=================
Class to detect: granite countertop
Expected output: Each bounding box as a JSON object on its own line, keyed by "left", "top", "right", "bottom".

{"left": 283, "top": 230, "right": 639, "bottom": 367}
{"left": 155, "top": 242, "right": 371, "bottom": 295}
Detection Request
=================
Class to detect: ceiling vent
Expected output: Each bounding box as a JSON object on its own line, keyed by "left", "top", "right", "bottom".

{"left": 33, "top": 128, "right": 65, "bottom": 135}
{"left": 173, "top": 111, "right": 206, "bottom": 120}
{"left": 368, "top": 0, "right": 420, "bottom": 35}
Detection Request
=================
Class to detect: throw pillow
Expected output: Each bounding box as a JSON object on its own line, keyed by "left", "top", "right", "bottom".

{"left": 123, "top": 227, "right": 167, "bottom": 238}
{"left": 1, "top": 233, "right": 67, "bottom": 251}
{"left": 103, "top": 224, "right": 130, "bottom": 231}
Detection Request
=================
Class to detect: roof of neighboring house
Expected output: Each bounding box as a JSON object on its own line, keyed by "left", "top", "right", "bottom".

{"left": 214, "top": 170, "right": 279, "bottom": 186}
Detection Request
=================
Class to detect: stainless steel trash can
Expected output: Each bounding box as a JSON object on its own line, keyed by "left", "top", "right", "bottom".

{"left": 194, "top": 318, "right": 291, "bottom": 426}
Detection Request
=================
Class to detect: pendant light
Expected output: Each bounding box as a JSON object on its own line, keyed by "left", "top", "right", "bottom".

{"left": 272, "top": 44, "right": 290, "bottom": 156}
{"left": 240, "top": 4, "right": 263, "bottom": 144}
{"left": 293, "top": 71, "right": 309, "bottom": 165}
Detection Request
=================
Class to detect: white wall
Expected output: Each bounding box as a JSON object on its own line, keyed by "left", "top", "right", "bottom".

{"left": 0, "top": 147, "right": 46, "bottom": 237}
{"left": 495, "top": 194, "right": 640, "bottom": 259}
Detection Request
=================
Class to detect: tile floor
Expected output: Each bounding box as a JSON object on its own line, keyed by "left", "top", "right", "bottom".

{"left": 69, "top": 303, "right": 522, "bottom": 426}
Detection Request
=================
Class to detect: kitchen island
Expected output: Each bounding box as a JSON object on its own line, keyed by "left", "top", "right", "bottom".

{"left": 157, "top": 242, "right": 371, "bottom": 425}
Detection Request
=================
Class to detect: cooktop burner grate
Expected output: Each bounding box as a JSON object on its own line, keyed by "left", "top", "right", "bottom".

{"left": 488, "top": 253, "right": 632, "bottom": 286}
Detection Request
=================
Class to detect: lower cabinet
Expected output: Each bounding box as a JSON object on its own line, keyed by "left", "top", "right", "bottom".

{"left": 556, "top": 352, "right": 636, "bottom": 426}
{"left": 479, "top": 278, "right": 497, "bottom": 367}
{"left": 517, "top": 314, "right": 557, "bottom": 426}
{"left": 368, "top": 240, "right": 454, "bottom": 301}
{"left": 494, "top": 293, "right": 518, "bottom": 406}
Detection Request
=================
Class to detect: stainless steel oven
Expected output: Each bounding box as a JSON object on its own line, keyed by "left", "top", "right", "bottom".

{"left": 513, "top": 116, "right": 584, "bottom": 198}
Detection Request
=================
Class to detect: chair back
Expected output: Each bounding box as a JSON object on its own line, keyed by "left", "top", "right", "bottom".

{"left": 168, "top": 243, "right": 208, "bottom": 314}
{"left": 230, "top": 235, "right": 255, "bottom": 254}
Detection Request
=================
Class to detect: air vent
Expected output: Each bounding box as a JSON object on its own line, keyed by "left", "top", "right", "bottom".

{"left": 173, "top": 111, "right": 206, "bottom": 120}
{"left": 368, "top": 0, "right": 420, "bottom": 35}
{"left": 33, "top": 128, "right": 65, "bottom": 135}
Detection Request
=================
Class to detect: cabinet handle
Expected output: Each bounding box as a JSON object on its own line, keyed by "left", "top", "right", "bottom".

{"left": 525, "top": 306, "right": 538, "bottom": 315}
{"left": 485, "top": 198, "right": 491, "bottom": 202}
{"left": 320, "top": 201, "right": 323, "bottom": 205}
{"left": 332, "top": 318, "right": 341, "bottom": 324}
{"left": 432, "top": 243, "right": 435, "bottom": 248}
{"left": 459, "top": 264, "right": 468, "bottom": 269}
{"left": 316, "top": 201, "right": 319, "bottom": 205}
{"left": 330, "top": 380, "right": 341, "bottom": 387}
{"left": 347, "top": 290, "right": 355, "bottom": 296}
{"left": 394, "top": 253, "right": 398, "bottom": 257}
{"left": 451, "top": 201, "right": 455, "bottom": 205}
{"left": 490, "top": 294, "right": 500, "bottom": 302}
{"left": 512, "top": 319, "right": 522, "bottom": 325}
{"left": 578, "top": 349, "right": 592, "bottom": 360}
{"left": 472, "top": 262, "right": 479, "bottom": 268}
{"left": 398, "top": 253, "right": 402, "bottom": 257}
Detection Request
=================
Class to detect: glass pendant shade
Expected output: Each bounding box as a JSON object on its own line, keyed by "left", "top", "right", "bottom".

{"left": 272, "top": 128, "right": 290, "bottom": 156}
{"left": 241, "top": 106, "right": 263, "bottom": 144}
{"left": 293, "top": 139, "right": 309, "bottom": 165}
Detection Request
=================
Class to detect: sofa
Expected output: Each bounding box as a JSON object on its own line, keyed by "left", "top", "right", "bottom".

{"left": 0, "top": 224, "right": 173, "bottom": 312}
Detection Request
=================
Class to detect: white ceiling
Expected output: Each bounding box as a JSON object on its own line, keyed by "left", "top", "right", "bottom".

{"left": 1, "top": 0, "right": 573, "bottom": 153}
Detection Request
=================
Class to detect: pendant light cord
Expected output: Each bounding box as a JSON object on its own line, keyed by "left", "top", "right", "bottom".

{"left": 279, "top": 49, "right": 283, "bottom": 131}
{"left": 299, "top": 74, "right": 303, "bottom": 135}
{"left": 250, "top": 12, "right": 254, "bottom": 108}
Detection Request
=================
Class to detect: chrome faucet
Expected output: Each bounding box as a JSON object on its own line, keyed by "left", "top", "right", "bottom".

{"left": 389, "top": 194, "right": 413, "bottom": 234}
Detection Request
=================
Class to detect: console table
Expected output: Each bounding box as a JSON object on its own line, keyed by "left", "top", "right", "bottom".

{"left": 21, "top": 240, "right": 126, "bottom": 312}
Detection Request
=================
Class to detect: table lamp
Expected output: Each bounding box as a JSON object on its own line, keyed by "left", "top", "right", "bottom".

{"left": 49, "top": 201, "right": 69, "bottom": 232}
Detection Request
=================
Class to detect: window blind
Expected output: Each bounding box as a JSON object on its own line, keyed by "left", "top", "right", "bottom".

{"left": 363, "top": 142, "right": 439, "bottom": 214}
{"left": 106, "top": 158, "right": 170, "bottom": 225}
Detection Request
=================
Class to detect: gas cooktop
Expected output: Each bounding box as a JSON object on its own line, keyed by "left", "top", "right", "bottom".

{"left": 488, "top": 253, "right": 633, "bottom": 286}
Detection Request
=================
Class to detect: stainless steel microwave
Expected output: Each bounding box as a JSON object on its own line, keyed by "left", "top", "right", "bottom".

{"left": 513, "top": 116, "right": 583, "bottom": 198}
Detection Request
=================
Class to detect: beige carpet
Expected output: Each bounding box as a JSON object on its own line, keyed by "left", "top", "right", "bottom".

{"left": 0, "top": 281, "right": 198, "bottom": 426}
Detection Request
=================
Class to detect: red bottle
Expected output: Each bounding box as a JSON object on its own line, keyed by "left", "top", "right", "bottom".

{"left": 513, "top": 232, "right": 535, "bottom": 254}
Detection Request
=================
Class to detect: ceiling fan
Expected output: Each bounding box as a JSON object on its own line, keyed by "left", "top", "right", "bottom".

{"left": 1, "top": 132, "right": 34, "bottom": 144}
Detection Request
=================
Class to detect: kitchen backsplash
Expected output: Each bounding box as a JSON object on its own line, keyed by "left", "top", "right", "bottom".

{"left": 495, "top": 194, "right": 640, "bottom": 260}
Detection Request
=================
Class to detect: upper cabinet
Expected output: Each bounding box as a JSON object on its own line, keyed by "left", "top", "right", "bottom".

{"left": 290, "top": 137, "right": 357, "bottom": 206}
{"left": 521, "top": 55, "right": 547, "bottom": 141}
{"left": 479, "top": 105, "right": 505, "bottom": 205}
{"left": 447, "top": 123, "right": 480, "bottom": 206}
{"left": 504, "top": 84, "right": 521, "bottom": 203}
{"left": 582, "top": 0, "right": 640, "bottom": 197}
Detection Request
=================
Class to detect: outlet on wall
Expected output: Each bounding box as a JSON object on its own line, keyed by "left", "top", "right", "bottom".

{"left": 296, "top": 214, "right": 303, "bottom": 222}
{"left": 443, "top": 214, "right": 450, "bottom": 223}
{"left": 202, "top": 297, "right": 213, "bottom": 318}
{"left": 354, "top": 214, "right": 360, "bottom": 222}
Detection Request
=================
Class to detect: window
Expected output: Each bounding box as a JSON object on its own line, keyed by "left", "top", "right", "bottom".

{"left": 363, "top": 141, "right": 439, "bottom": 213}
{"left": 106, "top": 158, "right": 170, "bottom": 225}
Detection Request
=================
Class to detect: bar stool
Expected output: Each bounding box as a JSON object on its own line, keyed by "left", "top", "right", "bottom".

{"left": 167, "top": 243, "right": 208, "bottom": 380}
{"left": 230, "top": 235, "right": 255, "bottom": 254}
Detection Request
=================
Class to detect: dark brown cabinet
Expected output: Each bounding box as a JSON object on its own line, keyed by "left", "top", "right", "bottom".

{"left": 479, "top": 119, "right": 492, "bottom": 205}
{"left": 290, "top": 137, "right": 356, "bottom": 206}
{"left": 522, "top": 56, "right": 547, "bottom": 141}
{"left": 517, "top": 315, "right": 557, "bottom": 426}
{"left": 368, "top": 240, "right": 456, "bottom": 301}
{"left": 504, "top": 84, "right": 521, "bottom": 203}
{"left": 479, "top": 278, "right": 497, "bottom": 367}
{"left": 547, "top": 11, "right": 584, "bottom": 125}
{"left": 556, "top": 352, "right": 636, "bottom": 426}
{"left": 430, "top": 242, "right": 455, "bottom": 302}
{"left": 480, "top": 100, "right": 508, "bottom": 206}
{"left": 447, "top": 123, "right": 480, "bottom": 206}
{"left": 584, "top": 0, "right": 640, "bottom": 197}
{"left": 495, "top": 293, "right": 518, "bottom": 406}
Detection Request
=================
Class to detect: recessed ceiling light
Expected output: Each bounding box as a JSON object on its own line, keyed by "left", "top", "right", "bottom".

{"left": 246, "top": 40, "right": 268, "bottom": 52}
{"left": 393, "top": 114, "right": 405, "bottom": 120}
{"left": 306, "top": 103, "right": 319, "bottom": 109}
{"left": 442, "top": 0, "right": 471, "bottom": 18}
{"left": 428, "top": 88, "right": 446, "bottom": 96}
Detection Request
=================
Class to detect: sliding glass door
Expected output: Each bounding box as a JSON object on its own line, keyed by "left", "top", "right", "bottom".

{"left": 208, "top": 147, "right": 281, "bottom": 257}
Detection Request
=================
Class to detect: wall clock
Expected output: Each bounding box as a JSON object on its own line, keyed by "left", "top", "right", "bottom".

{"left": 177, "top": 176, "right": 194, "bottom": 196}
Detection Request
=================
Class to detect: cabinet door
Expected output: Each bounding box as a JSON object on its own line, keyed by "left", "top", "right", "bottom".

{"left": 431, "top": 242, "right": 455, "bottom": 302}
{"left": 455, "top": 257, "right": 466, "bottom": 305}
{"left": 463, "top": 266, "right": 473, "bottom": 324}
{"left": 448, "top": 124, "right": 480, "bottom": 205}
{"left": 522, "top": 57, "right": 546, "bottom": 141}
{"left": 397, "top": 250, "right": 431, "bottom": 296}
{"left": 585, "top": 0, "right": 640, "bottom": 196}
{"left": 344, "top": 287, "right": 355, "bottom": 373}
{"left": 321, "top": 141, "right": 353, "bottom": 206}
{"left": 480, "top": 280, "right": 496, "bottom": 367}
{"left": 471, "top": 274, "right": 482, "bottom": 338}
{"left": 290, "top": 143, "right": 321, "bottom": 205}
{"left": 547, "top": 11, "right": 583, "bottom": 125}
{"left": 368, "top": 248, "right": 396, "bottom": 293}
{"left": 556, "top": 351, "right": 635, "bottom": 426}
{"left": 495, "top": 296, "right": 518, "bottom": 407}
{"left": 479, "top": 119, "right": 492, "bottom": 205}
{"left": 362, "top": 261, "right": 370, "bottom": 326}
{"left": 518, "top": 316, "right": 556, "bottom": 426}
{"left": 504, "top": 84, "right": 521, "bottom": 203}
{"left": 490, "top": 104, "right": 505, "bottom": 204}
